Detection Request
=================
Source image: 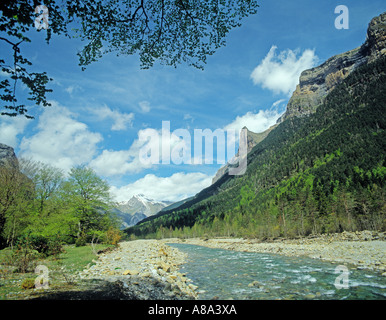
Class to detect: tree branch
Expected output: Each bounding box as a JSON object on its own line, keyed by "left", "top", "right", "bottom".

{"left": 177, "top": 0, "right": 198, "bottom": 24}
{"left": 148, "top": 0, "right": 165, "bottom": 52}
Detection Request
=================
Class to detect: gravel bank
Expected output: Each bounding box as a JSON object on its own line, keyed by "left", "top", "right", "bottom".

{"left": 170, "top": 231, "right": 386, "bottom": 275}
{"left": 76, "top": 239, "right": 197, "bottom": 300}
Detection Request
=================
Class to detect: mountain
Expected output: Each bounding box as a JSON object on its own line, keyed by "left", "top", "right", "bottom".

{"left": 0, "top": 143, "right": 18, "bottom": 169}
{"left": 159, "top": 196, "right": 195, "bottom": 213}
{"left": 115, "top": 194, "right": 172, "bottom": 228}
{"left": 212, "top": 125, "right": 277, "bottom": 184}
{"left": 214, "top": 13, "right": 386, "bottom": 187}
{"left": 126, "top": 12, "right": 386, "bottom": 239}
{"left": 278, "top": 12, "right": 386, "bottom": 123}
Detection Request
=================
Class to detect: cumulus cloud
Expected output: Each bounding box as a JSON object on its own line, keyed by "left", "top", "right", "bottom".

{"left": 224, "top": 108, "right": 282, "bottom": 134}
{"left": 221, "top": 100, "right": 286, "bottom": 160}
{"left": 19, "top": 102, "right": 102, "bottom": 172}
{"left": 0, "top": 116, "right": 30, "bottom": 148}
{"left": 88, "top": 105, "right": 134, "bottom": 131}
{"left": 110, "top": 172, "right": 212, "bottom": 202}
{"left": 250, "top": 46, "right": 318, "bottom": 96}
{"left": 224, "top": 99, "right": 286, "bottom": 135}
{"left": 89, "top": 126, "right": 188, "bottom": 177}
{"left": 89, "top": 149, "right": 139, "bottom": 177}
{"left": 89, "top": 136, "right": 152, "bottom": 177}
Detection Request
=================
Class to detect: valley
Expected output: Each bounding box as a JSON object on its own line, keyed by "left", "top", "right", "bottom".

{"left": 24, "top": 232, "right": 385, "bottom": 300}
{"left": 1, "top": 4, "right": 385, "bottom": 304}
{"left": 126, "top": 12, "right": 386, "bottom": 241}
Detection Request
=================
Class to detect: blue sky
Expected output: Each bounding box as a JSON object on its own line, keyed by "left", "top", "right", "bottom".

{"left": 1, "top": 1, "right": 385, "bottom": 202}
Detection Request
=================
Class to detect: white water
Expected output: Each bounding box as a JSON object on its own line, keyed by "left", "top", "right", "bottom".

{"left": 169, "top": 243, "right": 386, "bottom": 300}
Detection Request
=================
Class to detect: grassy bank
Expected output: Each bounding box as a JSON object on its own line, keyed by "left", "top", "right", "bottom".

{"left": 0, "top": 243, "right": 113, "bottom": 300}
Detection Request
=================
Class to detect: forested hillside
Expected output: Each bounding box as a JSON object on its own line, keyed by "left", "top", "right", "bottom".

{"left": 126, "top": 55, "right": 386, "bottom": 240}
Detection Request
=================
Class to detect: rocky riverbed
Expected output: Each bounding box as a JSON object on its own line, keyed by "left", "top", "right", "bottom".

{"left": 75, "top": 239, "right": 198, "bottom": 300}
{"left": 170, "top": 231, "right": 386, "bottom": 276}
{"left": 32, "top": 231, "right": 384, "bottom": 300}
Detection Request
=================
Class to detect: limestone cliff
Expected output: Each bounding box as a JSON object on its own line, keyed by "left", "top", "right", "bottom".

{"left": 278, "top": 12, "right": 386, "bottom": 123}
{"left": 211, "top": 12, "right": 385, "bottom": 185}
{"left": 211, "top": 126, "right": 275, "bottom": 184}
{"left": 0, "top": 143, "right": 18, "bottom": 169}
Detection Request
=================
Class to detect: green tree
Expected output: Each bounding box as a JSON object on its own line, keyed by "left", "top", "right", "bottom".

{"left": 61, "top": 166, "right": 114, "bottom": 241}
{"left": 239, "top": 184, "right": 255, "bottom": 211}
{"left": 12, "top": 159, "right": 68, "bottom": 245}
{"left": 0, "top": 159, "right": 33, "bottom": 247}
{"left": 1, "top": 0, "right": 259, "bottom": 118}
{"left": 19, "top": 158, "right": 64, "bottom": 215}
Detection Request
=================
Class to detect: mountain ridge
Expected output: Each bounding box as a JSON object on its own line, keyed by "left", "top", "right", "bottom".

{"left": 278, "top": 12, "right": 386, "bottom": 123}
{"left": 211, "top": 12, "right": 386, "bottom": 187}
{"left": 115, "top": 194, "right": 172, "bottom": 228}
{"left": 125, "top": 12, "right": 386, "bottom": 238}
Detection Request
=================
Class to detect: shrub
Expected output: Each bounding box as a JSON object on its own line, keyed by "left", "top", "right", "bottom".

{"left": 14, "top": 234, "right": 64, "bottom": 258}
{"left": 75, "top": 234, "right": 87, "bottom": 247}
{"left": 47, "top": 237, "right": 64, "bottom": 258}
{"left": 11, "top": 248, "right": 41, "bottom": 273}
{"left": 30, "top": 235, "right": 50, "bottom": 255}
{"left": 105, "top": 227, "right": 122, "bottom": 246}
{"left": 12, "top": 235, "right": 42, "bottom": 273}
{"left": 21, "top": 278, "right": 36, "bottom": 290}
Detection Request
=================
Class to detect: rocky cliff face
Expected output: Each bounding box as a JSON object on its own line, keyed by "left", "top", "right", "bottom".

{"left": 0, "top": 143, "right": 18, "bottom": 169}
{"left": 278, "top": 12, "right": 386, "bottom": 123}
{"left": 211, "top": 12, "right": 385, "bottom": 185}
{"left": 211, "top": 126, "right": 275, "bottom": 184}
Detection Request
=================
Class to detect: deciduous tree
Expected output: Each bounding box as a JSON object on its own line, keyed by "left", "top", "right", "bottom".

{"left": 0, "top": 0, "right": 259, "bottom": 117}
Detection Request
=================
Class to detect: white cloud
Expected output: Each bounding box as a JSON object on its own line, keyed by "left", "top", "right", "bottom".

{"left": 272, "top": 99, "right": 286, "bottom": 109}
{"left": 0, "top": 70, "right": 10, "bottom": 77}
{"left": 65, "top": 84, "right": 83, "bottom": 95}
{"left": 89, "top": 149, "right": 138, "bottom": 176}
{"left": 139, "top": 101, "right": 151, "bottom": 113}
{"left": 89, "top": 126, "right": 188, "bottom": 177}
{"left": 250, "top": 46, "right": 318, "bottom": 96}
{"left": 89, "top": 105, "right": 134, "bottom": 131}
{"left": 183, "top": 113, "right": 194, "bottom": 122}
{"left": 110, "top": 172, "right": 212, "bottom": 202}
{"left": 19, "top": 101, "right": 102, "bottom": 172}
{"left": 89, "top": 146, "right": 151, "bottom": 177}
{"left": 221, "top": 101, "right": 286, "bottom": 161}
{"left": 0, "top": 116, "right": 30, "bottom": 148}
{"left": 224, "top": 105, "right": 284, "bottom": 134}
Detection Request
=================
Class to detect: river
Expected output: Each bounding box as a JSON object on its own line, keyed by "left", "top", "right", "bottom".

{"left": 168, "top": 243, "right": 386, "bottom": 300}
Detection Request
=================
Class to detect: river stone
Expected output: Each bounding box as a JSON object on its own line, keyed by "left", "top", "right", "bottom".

{"left": 122, "top": 270, "right": 139, "bottom": 276}
{"left": 160, "top": 262, "right": 171, "bottom": 272}
{"left": 188, "top": 284, "right": 198, "bottom": 291}
{"left": 248, "top": 280, "right": 263, "bottom": 288}
{"left": 140, "top": 272, "right": 151, "bottom": 278}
